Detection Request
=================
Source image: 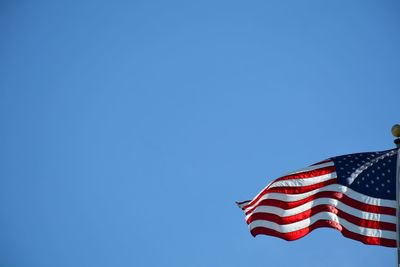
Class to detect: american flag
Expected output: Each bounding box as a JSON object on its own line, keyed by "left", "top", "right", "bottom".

{"left": 237, "top": 149, "right": 398, "bottom": 247}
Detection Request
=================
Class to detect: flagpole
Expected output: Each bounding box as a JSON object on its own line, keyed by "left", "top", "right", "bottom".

{"left": 392, "top": 124, "right": 400, "bottom": 267}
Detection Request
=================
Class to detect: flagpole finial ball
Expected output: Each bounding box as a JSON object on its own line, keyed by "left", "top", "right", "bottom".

{"left": 391, "top": 124, "right": 400, "bottom": 138}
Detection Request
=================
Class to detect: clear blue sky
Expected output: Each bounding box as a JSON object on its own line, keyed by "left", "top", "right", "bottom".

{"left": 1, "top": 1, "right": 400, "bottom": 266}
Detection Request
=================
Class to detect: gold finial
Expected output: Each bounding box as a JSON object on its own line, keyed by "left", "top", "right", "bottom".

{"left": 391, "top": 124, "right": 400, "bottom": 138}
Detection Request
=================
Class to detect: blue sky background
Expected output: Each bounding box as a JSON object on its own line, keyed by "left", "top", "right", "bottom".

{"left": 1, "top": 1, "right": 400, "bottom": 266}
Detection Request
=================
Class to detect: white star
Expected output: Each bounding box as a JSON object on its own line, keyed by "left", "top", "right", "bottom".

{"left": 376, "top": 188, "right": 379, "bottom": 191}
{"left": 387, "top": 190, "right": 391, "bottom": 193}
{"left": 371, "top": 180, "right": 374, "bottom": 184}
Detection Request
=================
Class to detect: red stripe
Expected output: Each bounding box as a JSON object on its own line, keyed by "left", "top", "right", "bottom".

{"left": 266, "top": 179, "right": 337, "bottom": 195}
{"left": 311, "top": 159, "right": 332, "bottom": 166}
{"left": 246, "top": 204, "right": 396, "bottom": 231}
{"left": 274, "top": 166, "right": 336, "bottom": 182}
{"left": 245, "top": 191, "right": 396, "bottom": 216}
{"left": 242, "top": 167, "right": 336, "bottom": 210}
{"left": 250, "top": 220, "right": 396, "bottom": 247}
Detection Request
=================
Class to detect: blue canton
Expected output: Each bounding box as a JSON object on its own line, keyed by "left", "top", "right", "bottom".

{"left": 331, "top": 149, "right": 397, "bottom": 200}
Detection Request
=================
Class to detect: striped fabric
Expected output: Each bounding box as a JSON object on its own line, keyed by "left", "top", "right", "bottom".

{"left": 238, "top": 149, "right": 398, "bottom": 247}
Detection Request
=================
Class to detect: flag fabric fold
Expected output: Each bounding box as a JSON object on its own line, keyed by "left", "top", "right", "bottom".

{"left": 238, "top": 149, "right": 398, "bottom": 247}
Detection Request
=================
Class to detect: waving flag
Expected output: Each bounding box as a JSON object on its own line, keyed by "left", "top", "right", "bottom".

{"left": 238, "top": 149, "right": 398, "bottom": 247}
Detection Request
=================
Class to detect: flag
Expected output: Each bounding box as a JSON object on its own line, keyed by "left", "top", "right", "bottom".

{"left": 237, "top": 149, "right": 398, "bottom": 247}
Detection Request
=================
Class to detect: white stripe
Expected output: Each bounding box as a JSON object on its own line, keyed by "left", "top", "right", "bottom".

{"left": 249, "top": 212, "right": 396, "bottom": 240}
{"left": 269, "top": 173, "right": 336, "bottom": 188}
{"left": 246, "top": 197, "right": 396, "bottom": 224}
{"left": 244, "top": 184, "right": 396, "bottom": 213}
{"left": 284, "top": 161, "right": 334, "bottom": 176}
